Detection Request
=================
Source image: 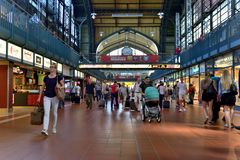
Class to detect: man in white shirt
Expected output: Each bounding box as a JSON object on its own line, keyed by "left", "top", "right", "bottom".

{"left": 158, "top": 82, "right": 165, "bottom": 109}
{"left": 177, "top": 78, "right": 187, "bottom": 112}
{"left": 133, "top": 78, "right": 142, "bottom": 111}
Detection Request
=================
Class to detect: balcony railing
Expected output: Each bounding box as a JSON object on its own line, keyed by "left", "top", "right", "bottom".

{"left": 180, "top": 12, "right": 240, "bottom": 67}
{"left": 0, "top": 0, "right": 80, "bottom": 68}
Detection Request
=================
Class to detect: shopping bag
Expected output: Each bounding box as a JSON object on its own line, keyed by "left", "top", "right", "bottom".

{"left": 31, "top": 104, "right": 44, "bottom": 125}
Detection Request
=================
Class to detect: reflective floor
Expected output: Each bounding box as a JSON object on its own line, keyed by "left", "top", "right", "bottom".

{"left": 0, "top": 101, "right": 240, "bottom": 160}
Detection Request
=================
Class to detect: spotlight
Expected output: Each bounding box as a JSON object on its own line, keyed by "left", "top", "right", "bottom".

{"left": 99, "top": 31, "right": 104, "bottom": 37}
{"left": 91, "top": 13, "right": 97, "bottom": 19}
{"left": 157, "top": 12, "right": 164, "bottom": 19}
{"left": 150, "top": 32, "right": 155, "bottom": 37}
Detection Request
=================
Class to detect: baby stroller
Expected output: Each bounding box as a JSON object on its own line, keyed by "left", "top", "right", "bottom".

{"left": 141, "top": 87, "right": 161, "bottom": 123}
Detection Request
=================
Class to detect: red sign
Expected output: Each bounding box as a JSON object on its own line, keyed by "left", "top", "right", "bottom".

{"left": 100, "top": 55, "right": 159, "bottom": 63}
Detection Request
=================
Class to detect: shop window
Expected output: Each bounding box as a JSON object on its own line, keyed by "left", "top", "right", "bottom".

{"left": 193, "top": 0, "right": 202, "bottom": 24}
{"left": 236, "top": 0, "right": 240, "bottom": 13}
{"left": 181, "top": 17, "right": 185, "bottom": 35}
{"left": 187, "top": 31, "right": 193, "bottom": 47}
{"left": 193, "top": 23, "right": 202, "bottom": 42}
{"left": 203, "top": 15, "right": 211, "bottom": 35}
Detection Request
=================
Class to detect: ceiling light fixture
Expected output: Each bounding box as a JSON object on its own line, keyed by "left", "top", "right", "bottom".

{"left": 157, "top": 12, "right": 164, "bottom": 19}
{"left": 99, "top": 31, "right": 104, "bottom": 37}
{"left": 91, "top": 13, "right": 97, "bottom": 19}
{"left": 150, "top": 32, "right": 155, "bottom": 37}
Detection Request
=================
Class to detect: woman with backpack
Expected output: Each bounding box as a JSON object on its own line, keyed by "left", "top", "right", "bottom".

{"left": 199, "top": 72, "right": 217, "bottom": 125}
{"left": 218, "top": 70, "right": 238, "bottom": 128}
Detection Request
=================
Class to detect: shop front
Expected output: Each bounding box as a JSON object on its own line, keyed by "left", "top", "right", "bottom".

{"left": 234, "top": 50, "right": 240, "bottom": 106}
{"left": 189, "top": 65, "right": 200, "bottom": 100}
{"left": 214, "top": 54, "right": 233, "bottom": 78}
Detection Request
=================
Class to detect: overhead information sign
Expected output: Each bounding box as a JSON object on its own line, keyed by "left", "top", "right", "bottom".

{"left": 79, "top": 64, "right": 180, "bottom": 70}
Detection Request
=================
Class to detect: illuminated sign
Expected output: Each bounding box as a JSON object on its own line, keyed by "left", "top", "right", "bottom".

{"left": 35, "top": 53, "right": 43, "bottom": 67}
{"left": 190, "top": 65, "right": 199, "bottom": 75}
{"left": 8, "top": 43, "right": 22, "bottom": 61}
{"left": 214, "top": 55, "right": 233, "bottom": 68}
{"left": 57, "top": 63, "right": 62, "bottom": 73}
{"left": 200, "top": 63, "right": 205, "bottom": 73}
{"left": 44, "top": 57, "right": 51, "bottom": 69}
{"left": 100, "top": 55, "right": 159, "bottom": 63}
{"left": 79, "top": 64, "right": 180, "bottom": 69}
{"left": 23, "top": 49, "right": 33, "bottom": 65}
{"left": 51, "top": 60, "right": 57, "bottom": 65}
{"left": 0, "top": 39, "right": 6, "bottom": 57}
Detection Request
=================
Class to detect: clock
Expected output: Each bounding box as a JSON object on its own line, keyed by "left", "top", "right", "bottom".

{"left": 122, "top": 47, "right": 133, "bottom": 55}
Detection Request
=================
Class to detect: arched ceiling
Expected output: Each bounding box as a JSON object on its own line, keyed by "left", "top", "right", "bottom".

{"left": 96, "top": 31, "right": 158, "bottom": 55}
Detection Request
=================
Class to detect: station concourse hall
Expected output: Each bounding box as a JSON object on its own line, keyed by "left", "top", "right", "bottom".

{"left": 0, "top": 0, "right": 240, "bottom": 160}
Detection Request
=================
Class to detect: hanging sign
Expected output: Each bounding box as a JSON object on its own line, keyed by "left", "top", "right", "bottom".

{"left": 57, "top": 63, "right": 62, "bottom": 73}
{"left": 8, "top": 43, "right": 22, "bottom": 61}
{"left": 214, "top": 55, "right": 233, "bottom": 68}
{"left": 23, "top": 49, "right": 34, "bottom": 65}
{"left": 44, "top": 57, "right": 51, "bottom": 69}
{"left": 35, "top": 53, "right": 43, "bottom": 68}
{"left": 0, "top": 39, "right": 6, "bottom": 57}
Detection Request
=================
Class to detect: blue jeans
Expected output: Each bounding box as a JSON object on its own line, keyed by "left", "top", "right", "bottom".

{"left": 111, "top": 93, "right": 118, "bottom": 110}
{"left": 96, "top": 90, "right": 102, "bottom": 101}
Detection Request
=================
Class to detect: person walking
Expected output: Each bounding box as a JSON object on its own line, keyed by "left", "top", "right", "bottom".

{"left": 95, "top": 82, "right": 102, "bottom": 101}
{"left": 188, "top": 84, "right": 196, "bottom": 105}
{"left": 119, "top": 83, "right": 128, "bottom": 110}
{"left": 133, "top": 78, "right": 142, "bottom": 111}
{"left": 37, "top": 64, "right": 64, "bottom": 136}
{"left": 210, "top": 74, "right": 221, "bottom": 123}
{"left": 111, "top": 81, "right": 119, "bottom": 111}
{"left": 102, "top": 80, "right": 109, "bottom": 107}
{"left": 158, "top": 82, "right": 165, "bottom": 109}
{"left": 177, "top": 78, "right": 187, "bottom": 112}
{"left": 218, "top": 70, "right": 238, "bottom": 128}
{"left": 84, "top": 79, "right": 96, "bottom": 110}
{"left": 199, "top": 72, "right": 217, "bottom": 124}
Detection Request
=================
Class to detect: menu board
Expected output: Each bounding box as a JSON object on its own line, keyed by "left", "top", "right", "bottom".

{"left": 44, "top": 57, "right": 51, "bottom": 69}
{"left": 23, "top": 49, "right": 34, "bottom": 65}
{"left": 0, "top": 39, "right": 6, "bottom": 57}
{"left": 35, "top": 54, "right": 43, "bottom": 68}
{"left": 8, "top": 43, "right": 22, "bottom": 61}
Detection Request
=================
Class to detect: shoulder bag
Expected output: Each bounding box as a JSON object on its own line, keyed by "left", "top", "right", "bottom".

{"left": 230, "top": 81, "right": 238, "bottom": 95}
{"left": 55, "top": 76, "right": 65, "bottom": 100}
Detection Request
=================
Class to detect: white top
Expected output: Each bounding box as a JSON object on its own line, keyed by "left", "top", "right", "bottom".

{"left": 74, "top": 86, "right": 81, "bottom": 96}
{"left": 177, "top": 82, "right": 187, "bottom": 94}
{"left": 102, "top": 83, "right": 108, "bottom": 94}
{"left": 133, "top": 82, "right": 142, "bottom": 93}
{"left": 119, "top": 87, "right": 128, "bottom": 96}
{"left": 159, "top": 86, "right": 165, "bottom": 95}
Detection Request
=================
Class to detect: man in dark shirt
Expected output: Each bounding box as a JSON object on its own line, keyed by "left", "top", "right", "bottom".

{"left": 84, "top": 80, "right": 96, "bottom": 110}
{"left": 139, "top": 76, "right": 152, "bottom": 94}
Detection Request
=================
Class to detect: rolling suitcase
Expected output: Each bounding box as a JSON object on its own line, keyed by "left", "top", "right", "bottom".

{"left": 99, "top": 99, "right": 105, "bottom": 107}
{"left": 163, "top": 100, "right": 170, "bottom": 108}
{"left": 75, "top": 96, "right": 80, "bottom": 103}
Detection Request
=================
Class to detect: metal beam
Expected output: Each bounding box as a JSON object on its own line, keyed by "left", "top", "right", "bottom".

{"left": 94, "top": 8, "right": 163, "bottom": 13}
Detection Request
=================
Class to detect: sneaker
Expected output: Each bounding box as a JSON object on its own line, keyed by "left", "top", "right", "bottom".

{"left": 41, "top": 130, "right": 48, "bottom": 136}
{"left": 224, "top": 124, "right": 229, "bottom": 128}
{"left": 52, "top": 128, "right": 57, "bottom": 134}
{"left": 178, "top": 109, "right": 183, "bottom": 112}
{"left": 204, "top": 118, "right": 209, "bottom": 124}
{"left": 183, "top": 108, "right": 186, "bottom": 112}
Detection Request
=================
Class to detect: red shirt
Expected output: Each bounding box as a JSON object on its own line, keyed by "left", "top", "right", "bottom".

{"left": 111, "top": 84, "right": 117, "bottom": 93}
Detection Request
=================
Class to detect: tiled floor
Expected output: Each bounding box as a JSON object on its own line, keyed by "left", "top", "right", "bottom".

{"left": 0, "top": 101, "right": 240, "bottom": 160}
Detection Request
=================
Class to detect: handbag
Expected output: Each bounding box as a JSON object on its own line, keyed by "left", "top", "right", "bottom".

{"left": 230, "top": 82, "right": 238, "bottom": 95}
{"left": 55, "top": 76, "right": 65, "bottom": 100}
{"left": 31, "top": 104, "right": 44, "bottom": 125}
{"left": 205, "top": 80, "right": 217, "bottom": 95}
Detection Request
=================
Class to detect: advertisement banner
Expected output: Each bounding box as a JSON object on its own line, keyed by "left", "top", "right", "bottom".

{"left": 44, "top": 57, "right": 51, "bottom": 69}
{"left": 0, "top": 39, "right": 6, "bottom": 57}
{"left": 100, "top": 55, "right": 159, "bottom": 63}
{"left": 23, "top": 49, "right": 34, "bottom": 65}
{"left": 57, "top": 63, "right": 62, "bottom": 73}
{"left": 8, "top": 43, "right": 22, "bottom": 61}
{"left": 35, "top": 54, "right": 43, "bottom": 68}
